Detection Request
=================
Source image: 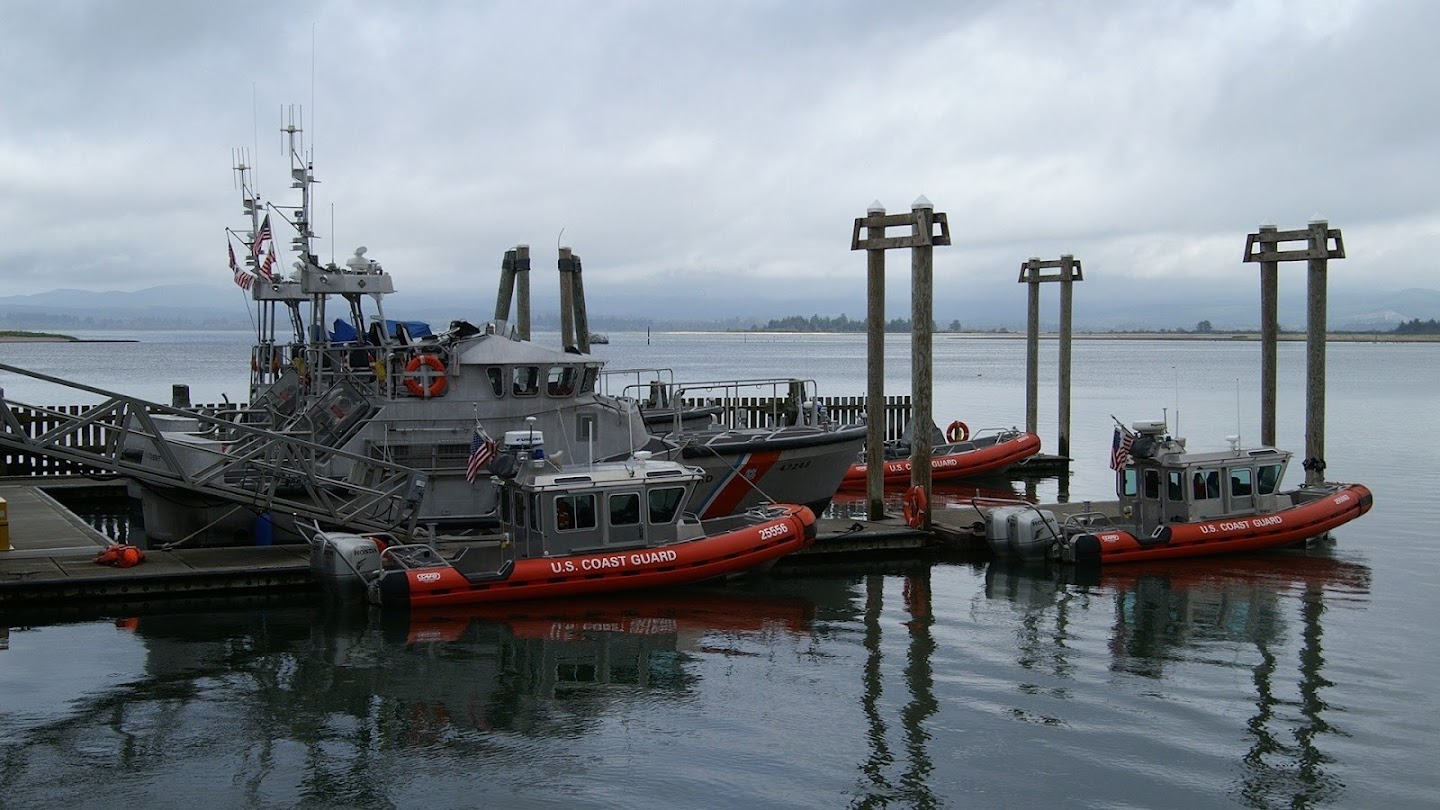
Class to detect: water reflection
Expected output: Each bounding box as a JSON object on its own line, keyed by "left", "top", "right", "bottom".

{"left": 984, "top": 552, "right": 1371, "bottom": 808}
{"left": 0, "top": 588, "right": 817, "bottom": 807}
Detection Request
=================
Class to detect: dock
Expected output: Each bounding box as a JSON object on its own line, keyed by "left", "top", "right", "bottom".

{"left": 2, "top": 479, "right": 1081, "bottom": 609}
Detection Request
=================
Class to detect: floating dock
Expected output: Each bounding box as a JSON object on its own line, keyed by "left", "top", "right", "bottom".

{"left": 4, "top": 479, "right": 1078, "bottom": 608}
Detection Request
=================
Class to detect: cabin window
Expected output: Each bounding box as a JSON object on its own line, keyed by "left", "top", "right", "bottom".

{"left": 555, "top": 493, "right": 596, "bottom": 531}
{"left": 1258, "top": 463, "right": 1282, "bottom": 495}
{"left": 1142, "top": 469, "right": 1160, "bottom": 499}
{"left": 580, "top": 366, "right": 598, "bottom": 394}
{"left": 511, "top": 490, "right": 527, "bottom": 529}
{"left": 577, "top": 413, "right": 597, "bottom": 442}
{"left": 512, "top": 365, "right": 540, "bottom": 397}
{"left": 485, "top": 367, "right": 505, "bottom": 398}
{"left": 1118, "top": 468, "right": 1137, "bottom": 498}
{"left": 609, "top": 493, "right": 641, "bottom": 526}
{"left": 547, "top": 366, "right": 577, "bottom": 397}
{"left": 1166, "top": 470, "right": 1183, "bottom": 502}
{"left": 649, "top": 486, "right": 686, "bottom": 523}
{"left": 1192, "top": 470, "right": 1221, "bottom": 501}
{"left": 530, "top": 493, "right": 540, "bottom": 531}
{"left": 1230, "top": 468, "right": 1253, "bottom": 497}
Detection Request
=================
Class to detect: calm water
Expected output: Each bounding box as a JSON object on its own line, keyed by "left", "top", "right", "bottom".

{"left": 1, "top": 331, "right": 1437, "bottom": 808}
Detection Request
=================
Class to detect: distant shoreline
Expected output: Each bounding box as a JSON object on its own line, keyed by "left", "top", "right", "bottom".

{"left": 0, "top": 331, "right": 136, "bottom": 343}
{"left": 936, "top": 332, "right": 1440, "bottom": 343}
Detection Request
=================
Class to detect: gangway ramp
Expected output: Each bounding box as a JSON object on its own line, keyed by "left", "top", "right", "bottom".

{"left": 0, "top": 362, "right": 429, "bottom": 540}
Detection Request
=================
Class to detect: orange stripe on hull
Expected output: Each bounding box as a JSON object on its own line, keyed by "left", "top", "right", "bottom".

{"left": 385, "top": 505, "right": 817, "bottom": 608}
{"left": 1074, "top": 484, "right": 1373, "bottom": 564}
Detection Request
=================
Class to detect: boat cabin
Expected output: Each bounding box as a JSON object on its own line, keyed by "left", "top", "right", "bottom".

{"left": 499, "top": 446, "right": 706, "bottom": 559}
{"left": 1115, "top": 421, "right": 1291, "bottom": 535}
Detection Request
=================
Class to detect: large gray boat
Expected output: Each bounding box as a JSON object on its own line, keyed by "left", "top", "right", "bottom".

{"left": 120, "top": 121, "right": 863, "bottom": 546}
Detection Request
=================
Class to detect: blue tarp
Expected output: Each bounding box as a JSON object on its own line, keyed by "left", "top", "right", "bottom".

{"left": 329, "top": 319, "right": 434, "bottom": 343}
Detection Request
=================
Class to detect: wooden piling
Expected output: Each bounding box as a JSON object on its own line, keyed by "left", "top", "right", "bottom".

{"left": 558, "top": 247, "right": 576, "bottom": 351}
{"left": 1023, "top": 259, "right": 1040, "bottom": 437}
{"left": 571, "top": 251, "right": 591, "bottom": 354}
{"left": 850, "top": 197, "right": 950, "bottom": 526}
{"left": 1057, "top": 255, "right": 1076, "bottom": 461}
{"left": 910, "top": 199, "right": 935, "bottom": 502}
{"left": 1257, "top": 225, "right": 1279, "bottom": 447}
{"left": 1018, "top": 256, "right": 1083, "bottom": 460}
{"left": 864, "top": 202, "right": 887, "bottom": 518}
{"left": 1305, "top": 220, "right": 1330, "bottom": 487}
{"left": 1242, "top": 220, "right": 1344, "bottom": 485}
{"left": 495, "top": 248, "right": 517, "bottom": 324}
{"left": 515, "top": 244, "right": 532, "bottom": 341}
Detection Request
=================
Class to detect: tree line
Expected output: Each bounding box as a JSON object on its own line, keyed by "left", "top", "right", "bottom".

{"left": 752, "top": 315, "right": 1000, "bottom": 333}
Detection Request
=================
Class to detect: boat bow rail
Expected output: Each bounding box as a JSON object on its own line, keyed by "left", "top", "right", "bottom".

{"left": 0, "top": 362, "right": 430, "bottom": 539}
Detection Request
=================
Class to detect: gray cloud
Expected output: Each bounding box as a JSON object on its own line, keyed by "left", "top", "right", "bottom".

{"left": 2, "top": 0, "right": 1435, "bottom": 325}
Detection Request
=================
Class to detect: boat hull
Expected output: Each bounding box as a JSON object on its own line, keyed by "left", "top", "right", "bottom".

{"left": 840, "top": 431, "right": 1041, "bottom": 488}
{"left": 679, "top": 426, "right": 867, "bottom": 519}
{"left": 1068, "top": 483, "right": 1373, "bottom": 564}
{"left": 375, "top": 504, "right": 817, "bottom": 608}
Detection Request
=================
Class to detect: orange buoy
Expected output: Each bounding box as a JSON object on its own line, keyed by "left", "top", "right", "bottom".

{"left": 945, "top": 420, "right": 970, "bottom": 443}
{"left": 902, "top": 485, "right": 929, "bottom": 529}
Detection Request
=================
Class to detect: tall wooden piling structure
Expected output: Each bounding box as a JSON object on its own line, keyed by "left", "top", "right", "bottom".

{"left": 1243, "top": 220, "right": 1344, "bottom": 485}
{"left": 850, "top": 197, "right": 951, "bottom": 523}
{"left": 1018, "top": 255, "right": 1083, "bottom": 461}
{"left": 493, "top": 244, "right": 533, "bottom": 340}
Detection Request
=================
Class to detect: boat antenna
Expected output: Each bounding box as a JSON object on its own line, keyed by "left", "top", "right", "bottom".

{"left": 1235, "top": 378, "right": 1242, "bottom": 447}
{"left": 557, "top": 227, "right": 565, "bottom": 249}
{"left": 1172, "top": 364, "right": 1180, "bottom": 438}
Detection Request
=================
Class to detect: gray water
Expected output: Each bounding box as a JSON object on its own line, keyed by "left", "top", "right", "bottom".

{"left": 1, "top": 331, "right": 1436, "bottom": 808}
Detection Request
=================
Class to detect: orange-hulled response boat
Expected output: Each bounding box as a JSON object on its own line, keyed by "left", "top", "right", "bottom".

{"left": 839, "top": 420, "right": 1041, "bottom": 489}
{"left": 310, "top": 430, "right": 816, "bottom": 608}
{"left": 981, "top": 418, "right": 1372, "bottom": 564}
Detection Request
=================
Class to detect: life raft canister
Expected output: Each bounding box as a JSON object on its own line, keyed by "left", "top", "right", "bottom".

{"left": 403, "top": 354, "right": 448, "bottom": 398}
{"left": 902, "top": 485, "right": 929, "bottom": 529}
{"left": 945, "top": 420, "right": 970, "bottom": 443}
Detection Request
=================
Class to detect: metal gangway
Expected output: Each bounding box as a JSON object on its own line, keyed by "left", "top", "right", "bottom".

{"left": 0, "top": 362, "right": 429, "bottom": 541}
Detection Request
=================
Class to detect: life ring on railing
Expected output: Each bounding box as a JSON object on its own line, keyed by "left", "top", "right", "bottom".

{"left": 945, "top": 420, "right": 970, "bottom": 443}
{"left": 403, "top": 354, "right": 448, "bottom": 398}
{"left": 902, "top": 485, "right": 929, "bottom": 529}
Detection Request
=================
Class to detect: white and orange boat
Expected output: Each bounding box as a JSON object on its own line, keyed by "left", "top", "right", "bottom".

{"left": 982, "top": 419, "right": 1372, "bottom": 564}
{"left": 839, "top": 421, "right": 1041, "bottom": 489}
{"left": 310, "top": 432, "right": 816, "bottom": 609}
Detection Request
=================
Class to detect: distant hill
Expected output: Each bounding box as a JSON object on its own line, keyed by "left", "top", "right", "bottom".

{"left": 1, "top": 281, "right": 1437, "bottom": 333}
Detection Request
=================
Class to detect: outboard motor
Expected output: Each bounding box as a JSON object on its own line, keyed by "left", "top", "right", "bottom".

{"left": 984, "top": 506, "right": 1060, "bottom": 561}
{"left": 308, "top": 531, "right": 389, "bottom": 592}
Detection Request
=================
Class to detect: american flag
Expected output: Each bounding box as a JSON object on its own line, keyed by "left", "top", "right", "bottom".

{"left": 228, "top": 241, "right": 240, "bottom": 273}
{"left": 1109, "top": 425, "right": 1134, "bottom": 470}
{"left": 259, "top": 243, "right": 277, "bottom": 281}
{"left": 465, "top": 424, "right": 497, "bottom": 483}
{"left": 251, "top": 213, "right": 272, "bottom": 258}
{"left": 233, "top": 267, "right": 254, "bottom": 290}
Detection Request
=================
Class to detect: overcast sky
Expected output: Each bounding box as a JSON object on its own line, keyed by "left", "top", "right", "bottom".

{"left": 2, "top": 1, "right": 1436, "bottom": 323}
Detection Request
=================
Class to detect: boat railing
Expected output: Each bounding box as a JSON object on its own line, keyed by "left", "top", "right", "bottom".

{"left": 623, "top": 377, "right": 827, "bottom": 433}
{"left": 1060, "top": 505, "right": 1117, "bottom": 533}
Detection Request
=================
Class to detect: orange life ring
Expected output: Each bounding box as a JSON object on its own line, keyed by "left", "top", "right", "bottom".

{"left": 945, "top": 420, "right": 970, "bottom": 443}
{"left": 403, "top": 354, "right": 448, "bottom": 398}
{"left": 902, "top": 485, "right": 928, "bottom": 529}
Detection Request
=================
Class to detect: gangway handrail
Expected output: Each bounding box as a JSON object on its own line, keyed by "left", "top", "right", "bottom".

{"left": 0, "top": 361, "right": 429, "bottom": 538}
